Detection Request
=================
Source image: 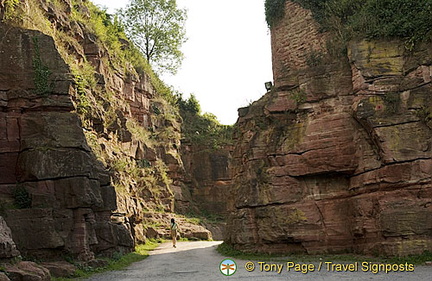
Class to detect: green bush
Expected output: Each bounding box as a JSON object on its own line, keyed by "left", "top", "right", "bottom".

{"left": 265, "top": 0, "right": 432, "bottom": 46}
{"left": 349, "top": 0, "right": 432, "bottom": 41}
{"left": 177, "top": 94, "right": 233, "bottom": 149}
{"left": 265, "top": 0, "right": 287, "bottom": 27}
{"left": 177, "top": 94, "right": 201, "bottom": 114}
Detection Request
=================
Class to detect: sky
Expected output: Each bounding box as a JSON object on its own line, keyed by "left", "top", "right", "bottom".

{"left": 91, "top": 0, "right": 273, "bottom": 125}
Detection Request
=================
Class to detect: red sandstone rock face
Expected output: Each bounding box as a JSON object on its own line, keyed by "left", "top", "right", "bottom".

{"left": 1, "top": 0, "right": 214, "bottom": 258}
{"left": 177, "top": 143, "right": 232, "bottom": 240}
{"left": 225, "top": 1, "right": 432, "bottom": 256}
{"left": 0, "top": 25, "right": 132, "bottom": 260}
{"left": 179, "top": 142, "right": 232, "bottom": 215}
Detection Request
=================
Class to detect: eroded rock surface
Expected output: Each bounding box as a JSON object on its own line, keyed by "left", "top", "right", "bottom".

{"left": 0, "top": 24, "right": 131, "bottom": 260}
{"left": 225, "top": 1, "right": 432, "bottom": 256}
{"left": 5, "top": 261, "right": 50, "bottom": 281}
{"left": 0, "top": 216, "right": 19, "bottom": 259}
{"left": 40, "top": 261, "right": 77, "bottom": 278}
{"left": 1, "top": 0, "right": 217, "bottom": 264}
{"left": 179, "top": 142, "right": 232, "bottom": 214}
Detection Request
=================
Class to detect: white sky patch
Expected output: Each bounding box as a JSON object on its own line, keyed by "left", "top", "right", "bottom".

{"left": 91, "top": 0, "right": 273, "bottom": 125}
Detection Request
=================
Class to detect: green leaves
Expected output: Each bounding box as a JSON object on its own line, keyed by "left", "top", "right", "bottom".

{"left": 32, "top": 37, "right": 53, "bottom": 96}
{"left": 177, "top": 94, "right": 201, "bottom": 114}
{"left": 118, "top": 0, "right": 187, "bottom": 75}
{"left": 177, "top": 94, "right": 233, "bottom": 149}
{"left": 13, "top": 185, "right": 32, "bottom": 209}
{"left": 348, "top": 0, "right": 432, "bottom": 43}
{"left": 265, "top": 0, "right": 287, "bottom": 28}
{"left": 269, "top": 0, "right": 432, "bottom": 48}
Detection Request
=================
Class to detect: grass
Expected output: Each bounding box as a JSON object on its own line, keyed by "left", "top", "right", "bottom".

{"left": 217, "top": 243, "right": 432, "bottom": 265}
{"left": 182, "top": 210, "right": 225, "bottom": 225}
{"left": 53, "top": 241, "right": 160, "bottom": 280}
{"left": 217, "top": 242, "right": 288, "bottom": 262}
{"left": 385, "top": 251, "right": 432, "bottom": 265}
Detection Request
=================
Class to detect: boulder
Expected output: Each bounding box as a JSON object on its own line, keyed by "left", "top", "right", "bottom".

{"left": 145, "top": 227, "right": 161, "bottom": 239}
{"left": 0, "top": 216, "right": 20, "bottom": 259}
{"left": 5, "top": 261, "right": 50, "bottom": 281}
{"left": 40, "top": 261, "right": 76, "bottom": 278}
{"left": 0, "top": 273, "right": 10, "bottom": 281}
{"left": 85, "top": 259, "right": 109, "bottom": 269}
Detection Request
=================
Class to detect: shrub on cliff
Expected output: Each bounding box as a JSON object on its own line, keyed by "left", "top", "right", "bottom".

{"left": 177, "top": 94, "right": 233, "bottom": 149}
{"left": 346, "top": 0, "right": 432, "bottom": 46}
{"left": 264, "top": 0, "right": 287, "bottom": 27}
{"left": 265, "top": 0, "right": 432, "bottom": 47}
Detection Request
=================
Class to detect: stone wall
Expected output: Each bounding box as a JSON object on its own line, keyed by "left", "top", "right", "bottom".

{"left": 271, "top": 1, "right": 327, "bottom": 89}
{"left": 225, "top": 1, "right": 432, "bottom": 256}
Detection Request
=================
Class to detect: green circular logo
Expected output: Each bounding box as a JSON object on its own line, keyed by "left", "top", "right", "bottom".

{"left": 220, "top": 259, "right": 237, "bottom": 276}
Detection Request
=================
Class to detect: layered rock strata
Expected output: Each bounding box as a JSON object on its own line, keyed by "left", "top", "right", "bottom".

{"left": 0, "top": 25, "right": 131, "bottom": 260}
{"left": 179, "top": 142, "right": 232, "bottom": 216}
{"left": 178, "top": 143, "right": 232, "bottom": 240}
{"left": 0, "top": 0, "right": 214, "bottom": 262}
{"left": 225, "top": 1, "right": 432, "bottom": 256}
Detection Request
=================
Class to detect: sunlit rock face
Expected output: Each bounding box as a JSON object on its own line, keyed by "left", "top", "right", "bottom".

{"left": 0, "top": 0, "right": 219, "bottom": 260}
{"left": 0, "top": 25, "right": 131, "bottom": 260}
{"left": 225, "top": 1, "right": 432, "bottom": 256}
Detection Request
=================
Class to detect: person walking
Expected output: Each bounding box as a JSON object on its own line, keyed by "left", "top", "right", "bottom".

{"left": 170, "top": 218, "right": 179, "bottom": 248}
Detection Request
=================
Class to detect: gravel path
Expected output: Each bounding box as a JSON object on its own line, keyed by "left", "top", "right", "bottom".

{"left": 86, "top": 241, "right": 432, "bottom": 281}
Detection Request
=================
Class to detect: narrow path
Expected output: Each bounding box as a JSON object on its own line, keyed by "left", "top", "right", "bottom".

{"left": 86, "top": 241, "right": 432, "bottom": 281}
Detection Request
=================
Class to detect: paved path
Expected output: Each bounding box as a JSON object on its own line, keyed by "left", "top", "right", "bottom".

{"left": 86, "top": 241, "right": 432, "bottom": 281}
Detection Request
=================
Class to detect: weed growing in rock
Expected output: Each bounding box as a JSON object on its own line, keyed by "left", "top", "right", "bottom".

{"left": 289, "top": 89, "right": 307, "bottom": 104}
{"left": 382, "top": 92, "right": 400, "bottom": 114}
{"left": 12, "top": 185, "right": 32, "bottom": 209}
{"left": 32, "top": 36, "right": 53, "bottom": 96}
{"left": 416, "top": 106, "right": 432, "bottom": 129}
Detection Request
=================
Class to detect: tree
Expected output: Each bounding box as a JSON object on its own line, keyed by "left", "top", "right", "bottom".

{"left": 118, "top": 0, "right": 187, "bottom": 74}
{"left": 176, "top": 93, "right": 201, "bottom": 114}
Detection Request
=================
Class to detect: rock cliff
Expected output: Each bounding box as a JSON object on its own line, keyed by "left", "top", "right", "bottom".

{"left": 0, "top": 0, "right": 211, "bottom": 262}
{"left": 180, "top": 142, "right": 232, "bottom": 216}
{"left": 179, "top": 142, "right": 232, "bottom": 240}
{"left": 225, "top": 1, "right": 432, "bottom": 256}
{"left": 0, "top": 24, "right": 126, "bottom": 261}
